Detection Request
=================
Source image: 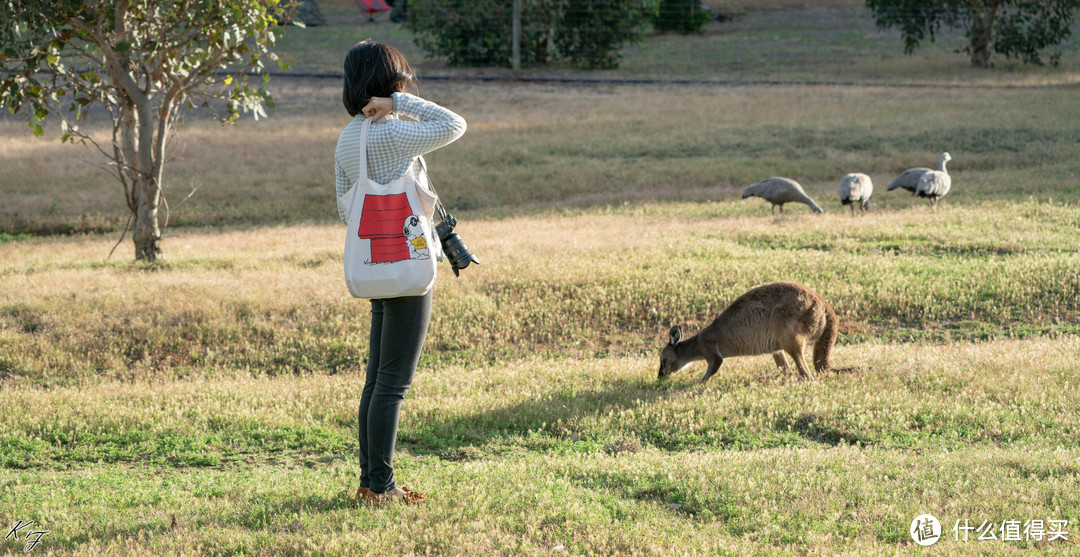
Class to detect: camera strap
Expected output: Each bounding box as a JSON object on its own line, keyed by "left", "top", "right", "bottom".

{"left": 416, "top": 156, "right": 452, "bottom": 223}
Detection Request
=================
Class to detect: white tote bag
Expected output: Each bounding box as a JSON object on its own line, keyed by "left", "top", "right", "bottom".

{"left": 338, "top": 117, "right": 439, "bottom": 299}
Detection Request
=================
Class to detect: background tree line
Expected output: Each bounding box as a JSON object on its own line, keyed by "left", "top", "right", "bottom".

{"left": 404, "top": 0, "right": 711, "bottom": 69}
{"left": 865, "top": 0, "right": 1080, "bottom": 67}
{"left": 405, "top": 0, "right": 1079, "bottom": 70}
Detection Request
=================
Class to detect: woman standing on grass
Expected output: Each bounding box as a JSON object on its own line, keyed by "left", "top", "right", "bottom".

{"left": 334, "top": 40, "right": 466, "bottom": 504}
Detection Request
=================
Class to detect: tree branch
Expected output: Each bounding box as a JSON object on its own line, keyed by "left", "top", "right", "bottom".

{"left": 106, "top": 212, "right": 133, "bottom": 260}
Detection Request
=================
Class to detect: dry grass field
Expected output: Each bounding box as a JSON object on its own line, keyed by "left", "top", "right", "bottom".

{"left": 2, "top": 1, "right": 1080, "bottom": 555}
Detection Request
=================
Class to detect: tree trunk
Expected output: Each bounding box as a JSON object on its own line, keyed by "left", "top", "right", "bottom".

{"left": 969, "top": 4, "right": 997, "bottom": 67}
{"left": 132, "top": 174, "right": 162, "bottom": 261}
{"left": 131, "top": 94, "right": 163, "bottom": 262}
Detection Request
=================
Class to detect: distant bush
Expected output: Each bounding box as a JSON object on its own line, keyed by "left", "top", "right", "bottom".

{"left": 866, "top": 0, "right": 1080, "bottom": 67}
{"left": 653, "top": 0, "right": 711, "bottom": 34}
{"left": 405, "top": 0, "right": 648, "bottom": 69}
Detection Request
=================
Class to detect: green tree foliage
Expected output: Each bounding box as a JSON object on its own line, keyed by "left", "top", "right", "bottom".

{"left": 406, "top": 0, "right": 648, "bottom": 69}
{"left": 865, "top": 0, "right": 1080, "bottom": 67}
{"left": 653, "top": 0, "right": 711, "bottom": 34}
{"left": 0, "top": 0, "right": 295, "bottom": 260}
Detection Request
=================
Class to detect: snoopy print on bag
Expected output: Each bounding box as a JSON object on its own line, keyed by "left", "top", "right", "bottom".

{"left": 403, "top": 215, "right": 431, "bottom": 260}
{"left": 356, "top": 193, "right": 430, "bottom": 264}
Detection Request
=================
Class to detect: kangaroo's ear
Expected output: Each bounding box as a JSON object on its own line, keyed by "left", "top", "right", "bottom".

{"left": 669, "top": 325, "right": 682, "bottom": 346}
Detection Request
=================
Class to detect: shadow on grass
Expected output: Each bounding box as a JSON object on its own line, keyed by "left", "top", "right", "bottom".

{"left": 566, "top": 465, "right": 745, "bottom": 526}
{"left": 235, "top": 490, "right": 359, "bottom": 530}
{"left": 50, "top": 491, "right": 359, "bottom": 552}
{"left": 400, "top": 377, "right": 697, "bottom": 457}
{"left": 401, "top": 371, "right": 880, "bottom": 458}
{"left": 400, "top": 375, "right": 749, "bottom": 525}
{"left": 775, "top": 412, "right": 871, "bottom": 447}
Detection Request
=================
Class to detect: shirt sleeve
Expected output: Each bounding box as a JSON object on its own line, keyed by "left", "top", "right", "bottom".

{"left": 387, "top": 92, "right": 467, "bottom": 159}
{"left": 334, "top": 160, "right": 351, "bottom": 224}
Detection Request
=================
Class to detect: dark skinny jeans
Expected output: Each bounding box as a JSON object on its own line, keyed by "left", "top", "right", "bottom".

{"left": 358, "top": 291, "right": 432, "bottom": 493}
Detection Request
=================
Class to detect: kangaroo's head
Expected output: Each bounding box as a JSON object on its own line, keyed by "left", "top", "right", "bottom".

{"left": 658, "top": 325, "right": 688, "bottom": 380}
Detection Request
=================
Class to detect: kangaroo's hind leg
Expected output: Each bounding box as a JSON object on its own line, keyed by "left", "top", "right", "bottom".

{"left": 783, "top": 336, "right": 815, "bottom": 382}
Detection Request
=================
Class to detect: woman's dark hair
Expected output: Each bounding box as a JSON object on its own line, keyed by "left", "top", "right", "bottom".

{"left": 342, "top": 40, "right": 416, "bottom": 117}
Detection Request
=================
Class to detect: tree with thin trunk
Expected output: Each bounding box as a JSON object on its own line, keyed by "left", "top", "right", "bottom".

{"left": 0, "top": 0, "right": 296, "bottom": 260}
{"left": 865, "top": 0, "right": 1080, "bottom": 68}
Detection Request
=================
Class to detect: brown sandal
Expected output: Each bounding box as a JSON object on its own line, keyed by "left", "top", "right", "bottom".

{"left": 355, "top": 486, "right": 372, "bottom": 500}
{"left": 363, "top": 486, "right": 427, "bottom": 505}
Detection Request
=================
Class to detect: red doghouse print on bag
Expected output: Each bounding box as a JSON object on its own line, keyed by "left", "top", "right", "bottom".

{"left": 357, "top": 193, "right": 412, "bottom": 263}
{"left": 356, "top": 193, "right": 431, "bottom": 264}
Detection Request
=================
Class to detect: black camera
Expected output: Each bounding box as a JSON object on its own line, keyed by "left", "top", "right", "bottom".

{"left": 435, "top": 213, "right": 479, "bottom": 276}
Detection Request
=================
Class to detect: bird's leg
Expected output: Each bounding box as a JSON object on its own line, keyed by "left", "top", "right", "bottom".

{"left": 771, "top": 205, "right": 776, "bottom": 215}
{"left": 930, "top": 198, "right": 938, "bottom": 211}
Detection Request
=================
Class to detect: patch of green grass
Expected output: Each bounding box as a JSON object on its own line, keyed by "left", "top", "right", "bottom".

{"left": 2, "top": 432, "right": 1078, "bottom": 553}
{"left": 0, "top": 232, "right": 29, "bottom": 243}
{"left": 4, "top": 342, "right": 1080, "bottom": 472}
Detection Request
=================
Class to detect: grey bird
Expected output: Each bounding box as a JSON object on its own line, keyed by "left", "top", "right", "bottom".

{"left": 888, "top": 151, "right": 952, "bottom": 195}
{"left": 838, "top": 173, "right": 873, "bottom": 216}
{"left": 887, "top": 167, "right": 931, "bottom": 194}
{"left": 742, "top": 177, "right": 823, "bottom": 214}
{"left": 915, "top": 152, "right": 953, "bottom": 211}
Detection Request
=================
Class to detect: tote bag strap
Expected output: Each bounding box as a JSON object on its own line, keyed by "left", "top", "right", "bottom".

{"left": 357, "top": 116, "right": 372, "bottom": 183}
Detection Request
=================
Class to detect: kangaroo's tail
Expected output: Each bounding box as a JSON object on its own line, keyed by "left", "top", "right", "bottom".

{"left": 813, "top": 302, "right": 838, "bottom": 373}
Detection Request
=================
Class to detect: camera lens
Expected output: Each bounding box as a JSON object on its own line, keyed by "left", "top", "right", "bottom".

{"left": 436, "top": 214, "right": 480, "bottom": 276}
{"left": 441, "top": 231, "right": 478, "bottom": 276}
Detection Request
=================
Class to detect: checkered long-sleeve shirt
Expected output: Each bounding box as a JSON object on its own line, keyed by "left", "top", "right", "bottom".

{"left": 334, "top": 92, "right": 467, "bottom": 224}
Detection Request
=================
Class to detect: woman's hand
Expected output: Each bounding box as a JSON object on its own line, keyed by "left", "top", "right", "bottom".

{"left": 362, "top": 97, "right": 394, "bottom": 121}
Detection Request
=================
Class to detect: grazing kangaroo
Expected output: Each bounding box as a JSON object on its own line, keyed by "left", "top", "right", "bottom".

{"left": 658, "top": 282, "right": 837, "bottom": 383}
